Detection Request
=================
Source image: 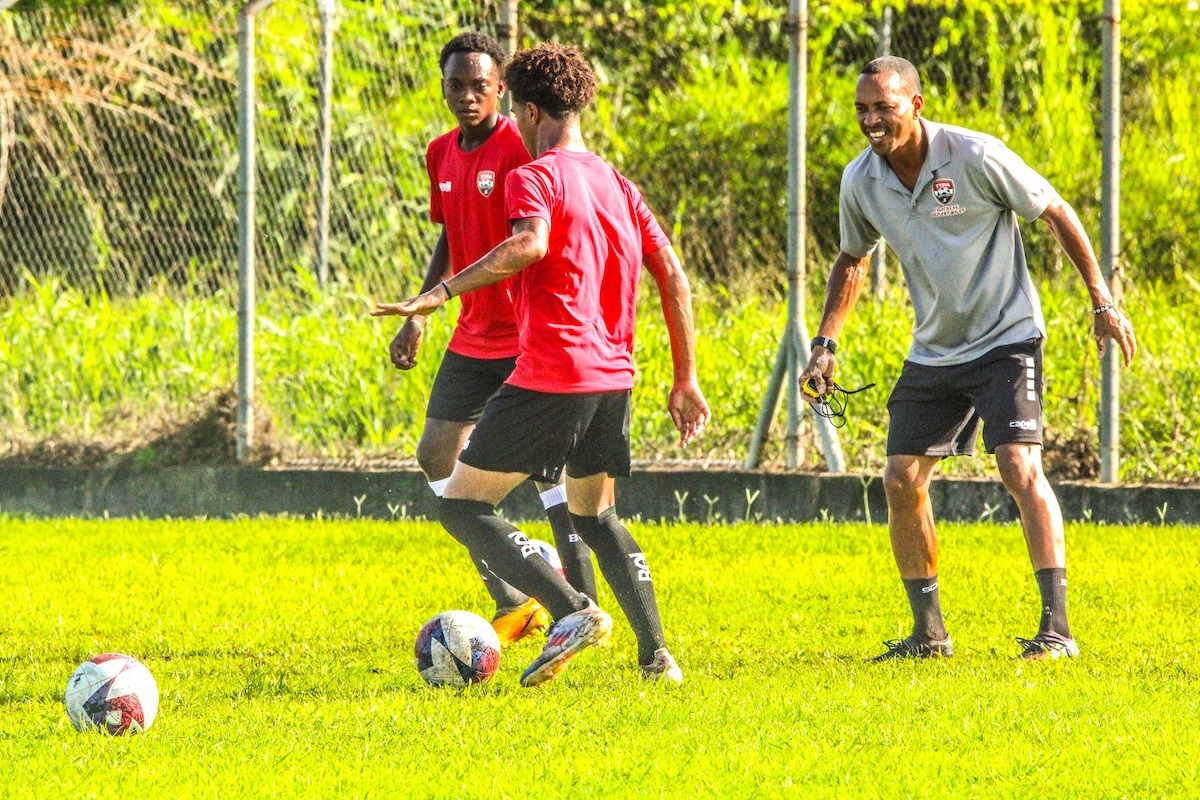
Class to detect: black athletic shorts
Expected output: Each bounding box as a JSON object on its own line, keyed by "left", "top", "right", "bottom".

{"left": 886, "top": 338, "right": 1045, "bottom": 457}
{"left": 425, "top": 350, "right": 518, "bottom": 424}
{"left": 458, "top": 385, "right": 632, "bottom": 483}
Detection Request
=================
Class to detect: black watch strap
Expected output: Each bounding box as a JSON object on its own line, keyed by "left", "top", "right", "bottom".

{"left": 811, "top": 336, "right": 838, "bottom": 354}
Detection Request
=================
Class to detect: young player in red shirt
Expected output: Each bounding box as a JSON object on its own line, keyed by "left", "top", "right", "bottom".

{"left": 372, "top": 43, "right": 710, "bottom": 687}
{"left": 388, "top": 33, "right": 596, "bottom": 646}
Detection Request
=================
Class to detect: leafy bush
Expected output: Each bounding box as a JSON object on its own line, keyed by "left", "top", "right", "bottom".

{"left": 2, "top": 273, "right": 1196, "bottom": 482}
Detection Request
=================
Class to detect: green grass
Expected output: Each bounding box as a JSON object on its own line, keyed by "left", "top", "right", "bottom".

{"left": 2, "top": 273, "right": 1198, "bottom": 481}
{"left": 1, "top": 515, "right": 1198, "bottom": 797}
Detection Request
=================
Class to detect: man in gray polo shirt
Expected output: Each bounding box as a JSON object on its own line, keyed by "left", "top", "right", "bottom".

{"left": 800, "top": 56, "right": 1137, "bottom": 661}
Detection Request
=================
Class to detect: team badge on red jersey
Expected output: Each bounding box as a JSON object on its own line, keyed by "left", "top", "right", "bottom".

{"left": 932, "top": 179, "right": 955, "bottom": 206}
{"left": 477, "top": 170, "right": 496, "bottom": 197}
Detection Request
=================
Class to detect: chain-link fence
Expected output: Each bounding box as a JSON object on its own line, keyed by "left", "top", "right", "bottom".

{"left": 2, "top": 1, "right": 1198, "bottom": 477}
{"left": 0, "top": 0, "right": 498, "bottom": 297}
{"left": 3, "top": 1, "right": 1195, "bottom": 297}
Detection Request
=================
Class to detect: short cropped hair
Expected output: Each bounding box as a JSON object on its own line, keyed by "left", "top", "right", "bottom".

{"left": 504, "top": 43, "right": 597, "bottom": 119}
{"left": 861, "top": 56, "right": 922, "bottom": 96}
{"left": 439, "top": 31, "right": 506, "bottom": 73}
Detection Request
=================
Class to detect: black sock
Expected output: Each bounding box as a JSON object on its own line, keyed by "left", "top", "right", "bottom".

{"left": 571, "top": 509, "right": 665, "bottom": 664}
{"left": 544, "top": 502, "right": 598, "bottom": 602}
{"left": 902, "top": 576, "right": 947, "bottom": 642}
{"left": 1035, "top": 567, "right": 1072, "bottom": 639}
{"left": 439, "top": 498, "right": 585, "bottom": 621}
{"left": 477, "top": 569, "right": 530, "bottom": 614}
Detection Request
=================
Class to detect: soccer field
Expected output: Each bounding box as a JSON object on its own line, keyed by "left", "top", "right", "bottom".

{"left": 2, "top": 516, "right": 1197, "bottom": 798}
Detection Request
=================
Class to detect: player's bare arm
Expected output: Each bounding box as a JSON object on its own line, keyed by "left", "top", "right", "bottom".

{"left": 644, "top": 245, "right": 711, "bottom": 447}
{"left": 389, "top": 229, "right": 451, "bottom": 370}
{"left": 799, "top": 250, "right": 871, "bottom": 400}
{"left": 370, "top": 217, "right": 548, "bottom": 319}
{"left": 1036, "top": 198, "right": 1137, "bottom": 365}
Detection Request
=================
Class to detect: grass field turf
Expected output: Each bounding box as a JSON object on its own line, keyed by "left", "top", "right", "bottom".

{"left": 1, "top": 515, "right": 1197, "bottom": 798}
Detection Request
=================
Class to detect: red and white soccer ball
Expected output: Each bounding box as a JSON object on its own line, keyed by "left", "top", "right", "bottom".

{"left": 64, "top": 653, "right": 159, "bottom": 735}
{"left": 528, "top": 539, "right": 564, "bottom": 577}
{"left": 414, "top": 610, "right": 501, "bottom": 687}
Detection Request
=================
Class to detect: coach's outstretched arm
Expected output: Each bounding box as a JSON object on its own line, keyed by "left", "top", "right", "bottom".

{"left": 644, "top": 245, "right": 710, "bottom": 447}
{"left": 369, "top": 217, "right": 549, "bottom": 318}
{"left": 1036, "top": 198, "right": 1137, "bottom": 366}
{"left": 798, "top": 250, "right": 873, "bottom": 399}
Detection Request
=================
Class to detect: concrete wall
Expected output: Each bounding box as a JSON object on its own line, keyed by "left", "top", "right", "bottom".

{"left": 0, "top": 466, "right": 1196, "bottom": 525}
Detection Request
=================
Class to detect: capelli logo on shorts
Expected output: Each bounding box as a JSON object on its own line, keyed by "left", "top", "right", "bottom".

{"left": 1008, "top": 419, "right": 1038, "bottom": 430}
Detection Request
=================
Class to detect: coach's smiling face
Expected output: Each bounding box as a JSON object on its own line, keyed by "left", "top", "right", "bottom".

{"left": 855, "top": 70, "right": 923, "bottom": 158}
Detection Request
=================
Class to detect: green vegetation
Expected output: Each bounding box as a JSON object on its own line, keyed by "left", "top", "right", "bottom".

{"left": 2, "top": 273, "right": 1196, "bottom": 481}
{"left": 3, "top": 1, "right": 1197, "bottom": 293}
{"left": 2, "top": 516, "right": 1198, "bottom": 797}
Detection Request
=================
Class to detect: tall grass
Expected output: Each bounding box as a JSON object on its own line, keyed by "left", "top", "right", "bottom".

{"left": 2, "top": 273, "right": 1196, "bottom": 481}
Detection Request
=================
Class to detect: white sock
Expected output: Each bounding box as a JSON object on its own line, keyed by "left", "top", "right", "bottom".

{"left": 428, "top": 478, "right": 450, "bottom": 498}
{"left": 539, "top": 484, "right": 567, "bottom": 509}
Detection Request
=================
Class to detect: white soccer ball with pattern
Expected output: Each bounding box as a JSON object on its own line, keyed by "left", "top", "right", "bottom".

{"left": 414, "top": 610, "right": 501, "bottom": 687}
{"left": 64, "top": 653, "right": 159, "bottom": 735}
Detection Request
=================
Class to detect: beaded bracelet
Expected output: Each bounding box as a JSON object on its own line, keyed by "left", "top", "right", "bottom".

{"left": 1092, "top": 302, "right": 1116, "bottom": 315}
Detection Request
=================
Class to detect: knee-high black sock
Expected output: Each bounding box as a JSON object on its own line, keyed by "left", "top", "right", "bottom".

{"left": 478, "top": 568, "right": 531, "bottom": 613}
{"left": 541, "top": 493, "right": 598, "bottom": 602}
{"left": 1035, "top": 567, "right": 1072, "bottom": 639}
{"left": 429, "top": 479, "right": 527, "bottom": 612}
{"left": 570, "top": 509, "right": 665, "bottom": 664}
{"left": 440, "top": 498, "right": 585, "bottom": 621}
{"left": 902, "top": 576, "right": 948, "bottom": 642}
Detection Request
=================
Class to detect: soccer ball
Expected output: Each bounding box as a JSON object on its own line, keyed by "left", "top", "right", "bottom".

{"left": 414, "top": 610, "right": 501, "bottom": 687}
{"left": 64, "top": 653, "right": 159, "bottom": 735}
{"left": 528, "top": 539, "right": 564, "bottom": 576}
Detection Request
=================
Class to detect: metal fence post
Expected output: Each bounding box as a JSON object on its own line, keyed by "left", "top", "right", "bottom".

{"left": 315, "top": 0, "right": 336, "bottom": 290}
{"left": 745, "top": 0, "right": 845, "bottom": 471}
{"left": 1099, "top": 0, "right": 1121, "bottom": 482}
{"left": 498, "top": 0, "right": 518, "bottom": 115}
{"left": 237, "top": 0, "right": 275, "bottom": 464}
{"left": 871, "top": 5, "right": 893, "bottom": 301}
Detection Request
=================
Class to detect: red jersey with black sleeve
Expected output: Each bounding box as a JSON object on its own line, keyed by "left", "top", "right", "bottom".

{"left": 426, "top": 114, "right": 530, "bottom": 359}
{"left": 503, "top": 149, "right": 671, "bottom": 393}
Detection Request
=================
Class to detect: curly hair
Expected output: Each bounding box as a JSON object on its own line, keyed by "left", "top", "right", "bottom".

{"left": 861, "top": 56, "right": 922, "bottom": 96}
{"left": 504, "top": 43, "right": 597, "bottom": 119}
{"left": 439, "top": 32, "right": 506, "bottom": 74}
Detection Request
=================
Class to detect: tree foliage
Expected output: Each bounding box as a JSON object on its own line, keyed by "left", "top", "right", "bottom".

{"left": 2, "top": 0, "right": 1197, "bottom": 294}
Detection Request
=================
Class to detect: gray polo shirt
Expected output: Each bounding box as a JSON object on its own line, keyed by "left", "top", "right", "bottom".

{"left": 839, "top": 119, "right": 1058, "bottom": 366}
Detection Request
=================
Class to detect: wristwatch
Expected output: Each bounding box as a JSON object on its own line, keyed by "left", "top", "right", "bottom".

{"left": 811, "top": 336, "right": 838, "bottom": 354}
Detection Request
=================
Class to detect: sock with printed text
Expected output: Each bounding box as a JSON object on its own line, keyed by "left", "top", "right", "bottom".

{"left": 539, "top": 485, "right": 598, "bottom": 602}
{"left": 439, "top": 498, "right": 585, "bottom": 621}
{"left": 429, "top": 480, "right": 527, "bottom": 612}
{"left": 1035, "top": 567, "right": 1072, "bottom": 639}
{"left": 902, "top": 575, "right": 948, "bottom": 642}
{"left": 570, "top": 509, "right": 665, "bottom": 664}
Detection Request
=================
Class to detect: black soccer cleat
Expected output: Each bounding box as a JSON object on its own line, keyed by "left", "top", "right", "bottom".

{"left": 868, "top": 634, "right": 954, "bottom": 662}
{"left": 1015, "top": 631, "right": 1080, "bottom": 661}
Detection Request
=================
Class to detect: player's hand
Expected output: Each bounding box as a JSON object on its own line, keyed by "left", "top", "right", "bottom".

{"left": 1093, "top": 306, "right": 1137, "bottom": 366}
{"left": 799, "top": 347, "right": 836, "bottom": 404}
{"left": 388, "top": 317, "right": 425, "bottom": 370}
{"left": 668, "top": 379, "right": 711, "bottom": 448}
{"left": 369, "top": 288, "right": 446, "bottom": 319}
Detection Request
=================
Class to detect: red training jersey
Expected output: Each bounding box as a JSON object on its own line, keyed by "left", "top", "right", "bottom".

{"left": 426, "top": 115, "right": 530, "bottom": 359}
{"left": 503, "top": 149, "right": 671, "bottom": 393}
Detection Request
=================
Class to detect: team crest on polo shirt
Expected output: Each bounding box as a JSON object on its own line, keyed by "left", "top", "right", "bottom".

{"left": 477, "top": 170, "right": 496, "bottom": 197}
{"left": 932, "top": 179, "right": 955, "bottom": 205}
